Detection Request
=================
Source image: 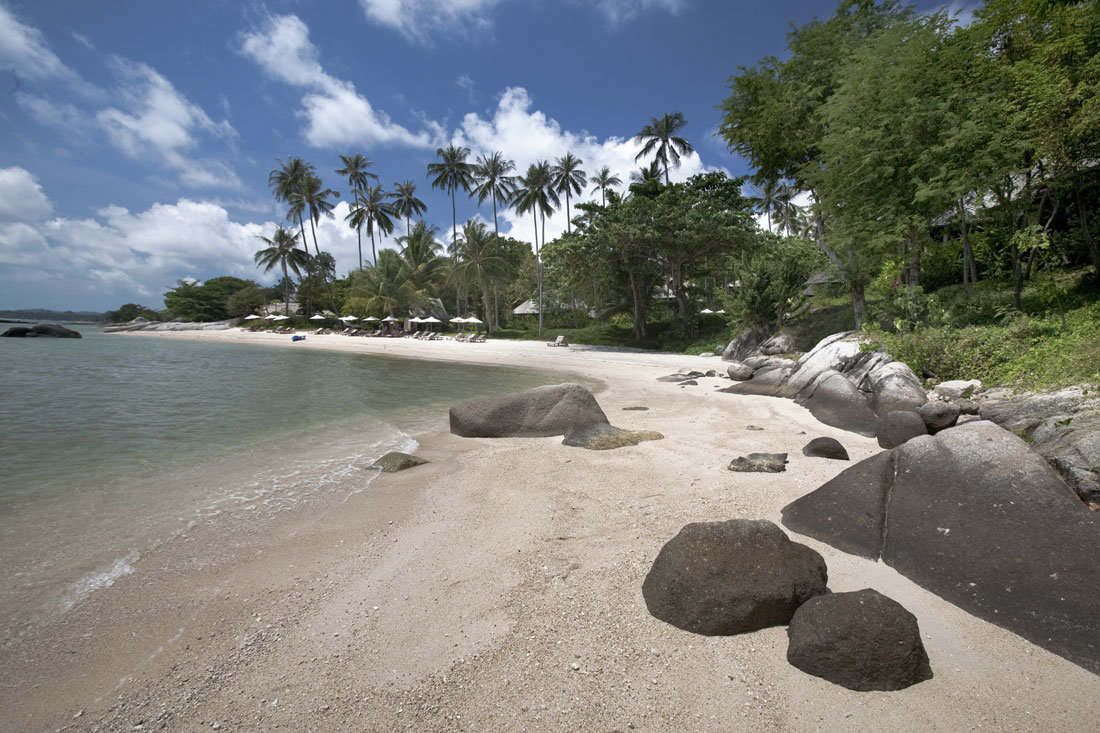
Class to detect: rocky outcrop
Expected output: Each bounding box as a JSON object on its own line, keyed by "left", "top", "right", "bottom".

{"left": 102, "top": 319, "right": 234, "bottom": 333}
{"left": 727, "top": 362, "right": 754, "bottom": 381}
{"left": 449, "top": 383, "right": 608, "bottom": 438}
{"left": 720, "top": 332, "right": 925, "bottom": 437}
{"left": 372, "top": 452, "right": 429, "bottom": 472}
{"left": 721, "top": 328, "right": 771, "bottom": 362}
{"left": 782, "top": 421, "right": 1100, "bottom": 675}
{"left": 786, "top": 589, "right": 933, "bottom": 691}
{"left": 561, "top": 423, "right": 663, "bottom": 450}
{"left": 642, "top": 519, "right": 827, "bottom": 635}
{"left": 978, "top": 386, "right": 1100, "bottom": 503}
{"left": 728, "top": 453, "right": 788, "bottom": 472}
{"left": 801, "top": 437, "right": 849, "bottom": 461}
{"left": 1, "top": 322, "right": 82, "bottom": 338}
{"left": 918, "top": 400, "right": 960, "bottom": 433}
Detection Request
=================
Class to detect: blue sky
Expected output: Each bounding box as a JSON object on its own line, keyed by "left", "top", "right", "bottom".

{"left": 0, "top": 0, "right": 971, "bottom": 312}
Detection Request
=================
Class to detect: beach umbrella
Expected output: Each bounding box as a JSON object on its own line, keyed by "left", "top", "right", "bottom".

{"left": 422, "top": 316, "right": 441, "bottom": 323}
{"left": 273, "top": 315, "right": 290, "bottom": 321}
{"left": 700, "top": 308, "right": 715, "bottom": 314}
{"left": 381, "top": 316, "right": 397, "bottom": 322}
{"left": 245, "top": 314, "right": 262, "bottom": 320}
{"left": 408, "top": 316, "right": 423, "bottom": 322}
{"left": 362, "top": 316, "right": 379, "bottom": 322}
{"left": 716, "top": 309, "right": 726, "bottom": 314}
{"left": 264, "top": 314, "right": 279, "bottom": 320}
{"left": 310, "top": 314, "right": 326, "bottom": 321}
{"left": 464, "top": 316, "right": 484, "bottom": 331}
{"left": 339, "top": 315, "right": 359, "bottom": 322}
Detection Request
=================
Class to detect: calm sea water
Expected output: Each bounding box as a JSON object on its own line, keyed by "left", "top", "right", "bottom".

{"left": 0, "top": 326, "right": 565, "bottom": 637}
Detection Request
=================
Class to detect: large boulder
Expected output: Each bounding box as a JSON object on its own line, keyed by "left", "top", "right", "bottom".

{"left": 782, "top": 421, "right": 1100, "bottom": 675}
{"left": 1, "top": 322, "right": 82, "bottom": 338}
{"left": 721, "top": 328, "right": 771, "bottom": 362}
{"left": 802, "top": 437, "right": 849, "bottom": 461}
{"left": 449, "top": 383, "right": 608, "bottom": 438}
{"left": 726, "top": 362, "right": 754, "bottom": 381}
{"left": 876, "top": 410, "right": 928, "bottom": 449}
{"left": 919, "top": 401, "right": 960, "bottom": 433}
{"left": 719, "top": 333, "right": 925, "bottom": 437}
{"left": 786, "top": 589, "right": 933, "bottom": 691}
{"left": 642, "top": 519, "right": 827, "bottom": 635}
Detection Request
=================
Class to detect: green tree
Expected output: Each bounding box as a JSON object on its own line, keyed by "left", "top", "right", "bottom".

{"left": 428, "top": 143, "right": 475, "bottom": 313}
{"left": 345, "top": 249, "right": 418, "bottom": 317}
{"left": 254, "top": 226, "right": 311, "bottom": 315}
{"left": 472, "top": 151, "right": 516, "bottom": 236}
{"left": 724, "top": 234, "right": 823, "bottom": 332}
{"left": 226, "top": 286, "right": 265, "bottom": 320}
{"left": 589, "top": 166, "right": 622, "bottom": 207}
{"left": 633, "top": 112, "right": 694, "bottom": 185}
{"left": 336, "top": 154, "right": 378, "bottom": 271}
{"left": 360, "top": 184, "right": 396, "bottom": 267}
{"left": 512, "top": 161, "right": 560, "bottom": 336}
{"left": 391, "top": 179, "right": 427, "bottom": 236}
{"left": 397, "top": 220, "right": 447, "bottom": 296}
{"left": 454, "top": 220, "right": 508, "bottom": 332}
{"left": 551, "top": 152, "right": 587, "bottom": 234}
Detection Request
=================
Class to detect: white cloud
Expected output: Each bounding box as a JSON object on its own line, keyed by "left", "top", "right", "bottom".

{"left": 0, "top": 2, "right": 75, "bottom": 82}
{"left": 96, "top": 58, "right": 240, "bottom": 189}
{"left": 239, "top": 14, "right": 438, "bottom": 150}
{"left": 594, "top": 0, "right": 686, "bottom": 26}
{"left": 358, "top": 0, "right": 500, "bottom": 43}
{"left": 451, "top": 86, "right": 709, "bottom": 248}
{"left": 0, "top": 167, "right": 54, "bottom": 220}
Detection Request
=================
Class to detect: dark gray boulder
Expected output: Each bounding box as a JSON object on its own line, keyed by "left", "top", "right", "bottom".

{"left": 877, "top": 410, "right": 928, "bottom": 448}
{"left": 758, "top": 333, "right": 794, "bottom": 355}
{"left": 449, "top": 383, "right": 608, "bottom": 438}
{"left": 562, "top": 423, "right": 663, "bottom": 450}
{"left": 801, "top": 437, "right": 849, "bottom": 461}
{"left": 721, "top": 328, "right": 770, "bottom": 362}
{"left": 786, "top": 589, "right": 933, "bottom": 691}
{"left": 372, "top": 452, "right": 429, "bottom": 472}
{"left": 919, "top": 401, "right": 960, "bottom": 433}
{"left": 1, "top": 322, "right": 82, "bottom": 338}
{"left": 719, "top": 366, "right": 794, "bottom": 397}
{"left": 727, "top": 362, "right": 754, "bottom": 381}
{"left": 954, "top": 398, "right": 980, "bottom": 415}
{"left": 728, "top": 453, "right": 788, "bottom": 472}
{"left": 642, "top": 519, "right": 827, "bottom": 635}
{"left": 782, "top": 421, "right": 1100, "bottom": 675}
{"left": 798, "top": 373, "right": 880, "bottom": 437}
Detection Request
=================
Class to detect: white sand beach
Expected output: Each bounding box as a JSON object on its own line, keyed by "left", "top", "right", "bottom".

{"left": 3, "top": 328, "right": 1097, "bottom": 731}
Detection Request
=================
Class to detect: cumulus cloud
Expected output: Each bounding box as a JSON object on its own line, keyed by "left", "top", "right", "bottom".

{"left": 451, "top": 86, "right": 709, "bottom": 247}
{"left": 240, "top": 14, "right": 439, "bottom": 150}
{"left": 0, "top": 167, "right": 54, "bottom": 220}
{"left": 358, "top": 0, "right": 500, "bottom": 43}
{"left": 96, "top": 59, "right": 240, "bottom": 189}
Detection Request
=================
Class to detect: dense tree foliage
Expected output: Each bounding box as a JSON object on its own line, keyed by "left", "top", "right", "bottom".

{"left": 163, "top": 277, "right": 259, "bottom": 321}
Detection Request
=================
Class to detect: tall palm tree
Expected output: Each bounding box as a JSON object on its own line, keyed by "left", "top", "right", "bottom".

{"left": 590, "top": 166, "right": 622, "bottom": 206}
{"left": 336, "top": 154, "right": 378, "bottom": 269}
{"left": 361, "top": 184, "right": 396, "bottom": 267}
{"left": 427, "top": 144, "right": 474, "bottom": 314}
{"left": 512, "top": 161, "right": 559, "bottom": 336}
{"left": 471, "top": 151, "right": 516, "bottom": 236}
{"left": 551, "top": 152, "right": 587, "bottom": 234}
{"left": 391, "top": 179, "right": 427, "bottom": 236}
{"left": 774, "top": 182, "right": 803, "bottom": 237}
{"left": 633, "top": 111, "right": 694, "bottom": 185}
{"left": 254, "top": 227, "right": 311, "bottom": 316}
{"left": 344, "top": 201, "right": 369, "bottom": 268}
{"left": 300, "top": 174, "right": 340, "bottom": 257}
{"left": 454, "top": 220, "right": 507, "bottom": 333}
{"left": 269, "top": 157, "right": 317, "bottom": 315}
{"left": 749, "top": 179, "right": 781, "bottom": 233}
{"left": 346, "top": 249, "right": 417, "bottom": 317}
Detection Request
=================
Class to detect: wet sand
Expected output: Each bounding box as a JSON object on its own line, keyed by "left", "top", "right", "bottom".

{"left": 2, "top": 329, "right": 1097, "bottom": 731}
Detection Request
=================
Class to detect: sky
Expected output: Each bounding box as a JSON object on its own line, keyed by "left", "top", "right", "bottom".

{"left": 0, "top": 0, "right": 974, "bottom": 312}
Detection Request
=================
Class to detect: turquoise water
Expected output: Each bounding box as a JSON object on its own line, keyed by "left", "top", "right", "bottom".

{"left": 0, "top": 326, "right": 566, "bottom": 636}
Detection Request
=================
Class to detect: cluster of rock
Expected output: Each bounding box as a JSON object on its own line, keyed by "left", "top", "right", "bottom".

{"left": 642, "top": 519, "right": 932, "bottom": 690}
{"left": 1, "top": 322, "right": 82, "bottom": 338}
{"left": 102, "top": 318, "right": 234, "bottom": 333}
{"left": 782, "top": 421, "right": 1100, "bottom": 675}
{"left": 449, "top": 383, "right": 663, "bottom": 450}
{"left": 721, "top": 332, "right": 927, "bottom": 439}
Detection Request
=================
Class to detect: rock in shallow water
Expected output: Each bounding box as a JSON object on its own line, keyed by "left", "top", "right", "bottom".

{"left": 642, "top": 519, "right": 827, "bottom": 635}
{"left": 372, "top": 452, "right": 429, "bottom": 473}
{"left": 786, "top": 589, "right": 932, "bottom": 691}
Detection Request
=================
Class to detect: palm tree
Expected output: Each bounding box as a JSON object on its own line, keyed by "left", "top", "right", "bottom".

{"left": 427, "top": 144, "right": 474, "bottom": 315}
{"left": 360, "top": 184, "right": 396, "bottom": 267}
{"left": 391, "top": 179, "right": 427, "bottom": 236}
{"left": 454, "top": 220, "right": 507, "bottom": 333}
{"left": 336, "top": 154, "right": 378, "bottom": 270}
{"left": 254, "top": 227, "right": 311, "bottom": 316}
{"left": 590, "top": 166, "right": 622, "bottom": 206}
{"left": 300, "top": 174, "right": 340, "bottom": 257}
{"left": 749, "top": 179, "right": 781, "bottom": 233}
{"left": 345, "top": 249, "right": 417, "bottom": 317}
{"left": 269, "top": 157, "right": 316, "bottom": 315}
{"left": 344, "top": 201, "right": 369, "bottom": 268}
{"left": 397, "top": 220, "right": 446, "bottom": 295}
{"left": 633, "top": 112, "right": 694, "bottom": 185}
{"left": 471, "top": 151, "right": 516, "bottom": 236}
{"left": 551, "top": 152, "right": 587, "bottom": 234}
{"left": 774, "top": 182, "right": 803, "bottom": 237}
{"left": 512, "top": 161, "right": 559, "bottom": 336}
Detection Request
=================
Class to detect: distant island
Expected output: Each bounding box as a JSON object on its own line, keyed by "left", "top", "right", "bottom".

{"left": 0, "top": 309, "right": 108, "bottom": 324}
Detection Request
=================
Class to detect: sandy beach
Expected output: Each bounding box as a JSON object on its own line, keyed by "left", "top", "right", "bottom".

{"left": 3, "top": 328, "right": 1097, "bottom": 732}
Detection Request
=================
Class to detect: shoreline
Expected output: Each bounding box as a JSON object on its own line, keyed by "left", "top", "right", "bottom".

{"left": 3, "top": 328, "right": 1098, "bottom": 731}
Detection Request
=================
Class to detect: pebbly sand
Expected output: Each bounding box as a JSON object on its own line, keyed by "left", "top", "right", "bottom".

{"left": 2, "top": 328, "right": 1098, "bottom": 731}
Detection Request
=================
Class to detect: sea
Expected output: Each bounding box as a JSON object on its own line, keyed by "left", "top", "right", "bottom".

{"left": 0, "top": 325, "right": 567, "bottom": 639}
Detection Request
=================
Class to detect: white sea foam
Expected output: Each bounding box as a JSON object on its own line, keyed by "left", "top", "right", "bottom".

{"left": 58, "top": 551, "right": 139, "bottom": 613}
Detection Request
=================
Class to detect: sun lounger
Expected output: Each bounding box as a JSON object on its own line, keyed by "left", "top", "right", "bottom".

{"left": 547, "top": 335, "right": 569, "bottom": 347}
{"left": 472, "top": 334, "right": 486, "bottom": 343}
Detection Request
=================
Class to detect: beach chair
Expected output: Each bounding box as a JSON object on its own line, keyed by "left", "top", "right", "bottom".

{"left": 547, "top": 335, "right": 569, "bottom": 347}
{"left": 473, "top": 334, "right": 487, "bottom": 343}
